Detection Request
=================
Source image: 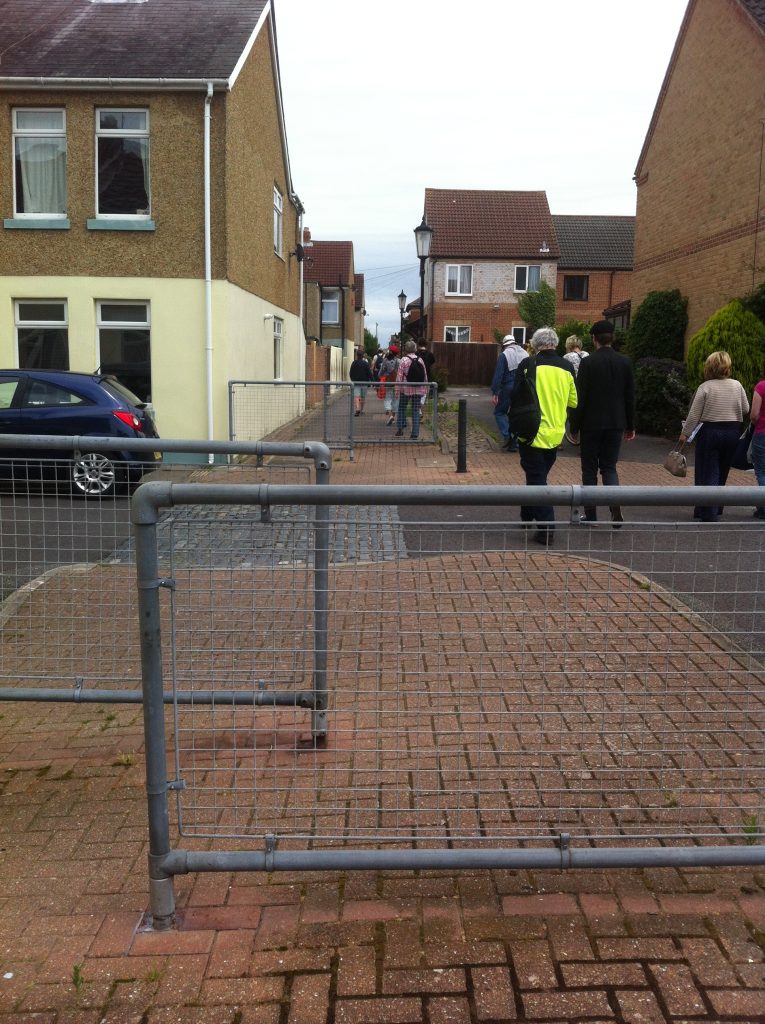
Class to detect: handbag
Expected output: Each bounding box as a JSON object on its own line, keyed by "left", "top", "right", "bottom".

{"left": 663, "top": 441, "right": 687, "bottom": 478}
{"left": 506, "top": 359, "right": 541, "bottom": 444}
{"left": 731, "top": 423, "right": 754, "bottom": 471}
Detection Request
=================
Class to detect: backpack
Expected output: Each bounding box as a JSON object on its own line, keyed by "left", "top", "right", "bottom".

{"left": 405, "top": 356, "right": 426, "bottom": 384}
{"left": 506, "top": 359, "right": 541, "bottom": 444}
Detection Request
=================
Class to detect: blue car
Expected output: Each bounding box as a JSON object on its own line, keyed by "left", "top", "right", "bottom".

{"left": 0, "top": 369, "right": 161, "bottom": 498}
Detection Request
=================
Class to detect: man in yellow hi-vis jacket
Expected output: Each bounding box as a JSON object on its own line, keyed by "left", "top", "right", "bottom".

{"left": 513, "top": 327, "right": 578, "bottom": 546}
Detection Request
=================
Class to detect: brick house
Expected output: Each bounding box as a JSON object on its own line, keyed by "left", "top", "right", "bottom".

{"left": 553, "top": 215, "right": 634, "bottom": 327}
{"left": 422, "top": 188, "right": 559, "bottom": 348}
{"left": 0, "top": 0, "right": 304, "bottom": 443}
{"left": 631, "top": 0, "right": 765, "bottom": 343}
{"left": 302, "top": 239, "right": 361, "bottom": 374}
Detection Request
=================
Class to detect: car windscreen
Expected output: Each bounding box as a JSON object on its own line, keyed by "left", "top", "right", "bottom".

{"left": 100, "top": 378, "right": 145, "bottom": 408}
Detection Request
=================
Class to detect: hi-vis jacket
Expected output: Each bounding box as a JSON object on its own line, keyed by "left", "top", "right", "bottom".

{"left": 517, "top": 350, "right": 577, "bottom": 449}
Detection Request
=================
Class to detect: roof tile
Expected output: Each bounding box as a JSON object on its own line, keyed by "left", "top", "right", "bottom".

{"left": 552, "top": 215, "right": 635, "bottom": 270}
{"left": 303, "top": 241, "right": 354, "bottom": 286}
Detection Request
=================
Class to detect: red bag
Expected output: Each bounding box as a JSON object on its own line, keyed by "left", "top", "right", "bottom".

{"left": 377, "top": 382, "right": 386, "bottom": 400}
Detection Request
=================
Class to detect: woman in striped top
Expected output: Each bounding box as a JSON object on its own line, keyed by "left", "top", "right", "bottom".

{"left": 679, "top": 351, "right": 749, "bottom": 522}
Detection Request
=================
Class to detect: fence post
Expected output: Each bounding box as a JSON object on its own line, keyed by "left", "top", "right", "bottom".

{"left": 133, "top": 487, "right": 176, "bottom": 930}
{"left": 456, "top": 399, "right": 467, "bottom": 473}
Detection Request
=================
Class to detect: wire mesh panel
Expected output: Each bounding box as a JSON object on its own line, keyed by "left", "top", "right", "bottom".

{"left": 164, "top": 503, "right": 765, "bottom": 848}
{"left": 0, "top": 454, "right": 313, "bottom": 692}
{"left": 229, "top": 380, "right": 438, "bottom": 449}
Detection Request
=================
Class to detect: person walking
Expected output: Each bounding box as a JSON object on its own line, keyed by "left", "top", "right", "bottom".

{"left": 416, "top": 341, "right": 436, "bottom": 420}
{"left": 568, "top": 320, "right": 635, "bottom": 526}
{"left": 562, "top": 335, "right": 588, "bottom": 445}
{"left": 349, "top": 348, "right": 372, "bottom": 416}
{"left": 750, "top": 363, "right": 765, "bottom": 519}
{"left": 491, "top": 334, "right": 527, "bottom": 451}
{"left": 679, "top": 350, "right": 749, "bottom": 522}
{"left": 395, "top": 339, "right": 428, "bottom": 439}
{"left": 514, "top": 327, "right": 578, "bottom": 546}
{"left": 378, "top": 344, "right": 400, "bottom": 427}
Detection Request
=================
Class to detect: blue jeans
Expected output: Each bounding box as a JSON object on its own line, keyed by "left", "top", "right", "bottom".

{"left": 493, "top": 386, "right": 512, "bottom": 441}
{"left": 752, "top": 431, "right": 765, "bottom": 515}
{"left": 397, "top": 394, "right": 421, "bottom": 436}
{"left": 519, "top": 444, "right": 558, "bottom": 526}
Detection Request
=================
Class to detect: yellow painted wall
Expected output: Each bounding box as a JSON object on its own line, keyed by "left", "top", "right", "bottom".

{"left": 0, "top": 276, "right": 302, "bottom": 441}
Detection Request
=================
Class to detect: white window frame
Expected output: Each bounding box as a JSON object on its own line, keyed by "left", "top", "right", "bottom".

{"left": 273, "top": 186, "right": 284, "bottom": 257}
{"left": 95, "top": 108, "right": 150, "bottom": 219}
{"left": 321, "top": 289, "right": 340, "bottom": 325}
{"left": 95, "top": 300, "right": 151, "bottom": 380}
{"left": 12, "top": 108, "right": 67, "bottom": 219}
{"left": 273, "top": 317, "right": 284, "bottom": 379}
{"left": 14, "top": 299, "right": 69, "bottom": 367}
{"left": 511, "top": 326, "right": 527, "bottom": 345}
{"left": 444, "top": 325, "right": 471, "bottom": 343}
{"left": 513, "top": 265, "right": 541, "bottom": 293}
{"left": 445, "top": 264, "right": 473, "bottom": 296}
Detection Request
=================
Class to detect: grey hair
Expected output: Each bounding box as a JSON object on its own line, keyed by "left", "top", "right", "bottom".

{"left": 565, "top": 335, "right": 581, "bottom": 353}
{"left": 530, "top": 327, "right": 559, "bottom": 352}
{"left": 404, "top": 339, "right": 417, "bottom": 354}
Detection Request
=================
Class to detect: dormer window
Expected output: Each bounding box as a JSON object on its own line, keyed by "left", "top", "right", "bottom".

{"left": 96, "top": 109, "right": 150, "bottom": 217}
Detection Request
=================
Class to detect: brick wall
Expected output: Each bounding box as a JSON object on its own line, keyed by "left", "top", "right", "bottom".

{"left": 304, "top": 340, "right": 330, "bottom": 405}
{"left": 556, "top": 270, "right": 632, "bottom": 324}
{"left": 632, "top": 0, "right": 765, "bottom": 342}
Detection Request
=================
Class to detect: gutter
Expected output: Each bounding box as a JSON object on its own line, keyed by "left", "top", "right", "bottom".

{"left": 0, "top": 77, "right": 229, "bottom": 91}
{"left": 203, "top": 82, "right": 214, "bottom": 456}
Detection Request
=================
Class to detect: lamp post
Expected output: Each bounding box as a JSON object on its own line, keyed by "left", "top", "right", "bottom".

{"left": 414, "top": 217, "right": 433, "bottom": 342}
{"left": 398, "top": 289, "right": 407, "bottom": 340}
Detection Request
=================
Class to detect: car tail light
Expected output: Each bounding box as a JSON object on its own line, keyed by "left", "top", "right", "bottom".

{"left": 113, "top": 410, "right": 142, "bottom": 431}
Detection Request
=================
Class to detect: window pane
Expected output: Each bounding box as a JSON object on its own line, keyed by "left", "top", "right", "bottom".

{"left": 16, "top": 110, "right": 64, "bottom": 131}
{"left": 17, "top": 302, "right": 66, "bottom": 323}
{"left": 515, "top": 266, "right": 527, "bottom": 291}
{"left": 446, "top": 267, "right": 458, "bottom": 292}
{"left": 458, "top": 326, "right": 470, "bottom": 343}
{"left": 15, "top": 137, "right": 66, "bottom": 214}
{"left": 459, "top": 266, "right": 472, "bottom": 293}
{"left": 99, "top": 303, "right": 149, "bottom": 324}
{"left": 24, "top": 381, "right": 85, "bottom": 407}
{"left": 0, "top": 380, "right": 20, "bottom": 409}
{"left": 98, "top": 137, "right": 150, "bottom": 215}
{"left": 528, "top": 266, "right": 541, "bottom": 291}
{"left": 18, "top": 328, "right": 70, "bottom": 370}
{"left": 564, "top": 275, "right": 589, "bottom": 301}
{"left": 99, "top": 110, "right": 147, "bottom": 131}
{"left": 512, "top": 327, "right": 526, "bottom": 344}
{"left": 444, "top": 327, "right": 456, "bottom": 342}
{"left": 99, "top": 327, "right": 151, "bottom": 402}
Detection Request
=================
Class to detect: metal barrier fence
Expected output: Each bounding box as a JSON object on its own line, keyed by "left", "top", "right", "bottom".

{"left": 0, "top": 435, "right": 331, "bottom": 700}
{"left": 229, "top": 379, "right": 439, "bottom": 453}
{"left": 130, "top": 481, "right": 765, "bottom": 927}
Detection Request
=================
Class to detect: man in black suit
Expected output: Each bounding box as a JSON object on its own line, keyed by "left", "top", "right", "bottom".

{"left": 568, "top": 320, "right": 635, "bottom": 525}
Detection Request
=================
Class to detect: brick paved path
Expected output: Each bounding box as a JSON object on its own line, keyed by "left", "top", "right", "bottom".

{"left": 0, "top": 414, "right": 764, "bottom": 1023}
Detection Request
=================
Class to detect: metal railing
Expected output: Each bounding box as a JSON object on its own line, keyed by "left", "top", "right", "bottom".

{"left": 229, "top": 380, "right": 439, "bottom": 454}
{"left": 129, "top": 481, "right": 765, "bottom": 927}
{"left": 0, "top": 434, "right": 331, "bottom": 701}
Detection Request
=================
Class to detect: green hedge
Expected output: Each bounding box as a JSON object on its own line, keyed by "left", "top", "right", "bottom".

{"left": 686, "top": 300, "right": 765, "bottom": 395}
{"left": 625, "top": 289, "right": 687, "bottom": 361}
{"left": 633, "top": 358, "right": 691, "bottom": 438}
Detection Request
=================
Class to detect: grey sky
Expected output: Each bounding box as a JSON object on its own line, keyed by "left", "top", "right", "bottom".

{"left": 275, "top": 0, "right": 688, "bottom": 343}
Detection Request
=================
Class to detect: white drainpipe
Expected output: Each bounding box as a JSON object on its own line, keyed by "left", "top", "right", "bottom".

{"left": 204, "top": 82, "right": 214, "bottom": 457}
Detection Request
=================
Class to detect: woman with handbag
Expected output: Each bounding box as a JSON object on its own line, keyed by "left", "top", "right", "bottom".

{"left": 750, "top": 364, "right": 765, "bottom": 520}
{"left": 678, "top": 351, "right": 749, "bottom": 522}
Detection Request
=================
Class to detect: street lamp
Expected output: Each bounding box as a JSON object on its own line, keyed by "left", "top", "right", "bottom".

{"left": 398, "top": 289, "right": 407, "bottom": 339}
{"left": 414, "top": 217, "right": 433, "bottom": 341}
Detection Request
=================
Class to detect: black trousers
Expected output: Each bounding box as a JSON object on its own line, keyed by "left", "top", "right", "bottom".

{"left": 580, "top": 428, "right": 623, "bottom": 521}
{"left": 519, "top": 444, "right": 558, "bottom": 526}
{"left": 693, "top": 421, "right": 740, "bottom": 521}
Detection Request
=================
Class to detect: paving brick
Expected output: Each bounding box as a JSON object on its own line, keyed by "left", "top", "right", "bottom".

{"left": 249, "top": 948, "right": 333, "bottom": 976}
{"left": 471, "top": 966, "right": 516, "bottom": 1020}
{"left": 130, "top": 928, "right": 214, "bottom": 956}
{"left": 427, "top": 995, "right": 472, "bottom": 1023}
{"left": 253, "top": 904, "right": 300, "bottom": 950}
{"left": 616, "top": 989, "right": 666, "bottom": 1023}
{"left": 154, "top": 953, "right": 207, "bottom": 1005}
{"left": 343, "top": 900, "right": 415, "bottom": 922}
{"left": 547, "top": 918, "right": 595, "bottom": 961}
{"left": 596, "top": 937, "right": 683, "bottom": 960}
{"left": 579, "top": 894, "right": 620, "bottom": 916}
{"left": 382, "top": 968, "right": 465, "bottom": 995}
{"left": 648, "top": 961, "right": 705, "bottom": 1016}
{"left": 707, "top": 988, "right": 765, "bottom": 1017}
{"left": 561, "top": 962, "right": 648, "bottom": 987}
{"left": 509, "top": 940, "right": 557, "bottom": 989}
{"left": 287, "top": 973, "right": 331, "bottom": 1024}
{"left": 522, "top": 989, "right": 613, "bottom": 1019}
{"left": 88, "top": 911, "right": 143, "bottom": 957}
{"left": 658, "top": 895, "right": 737, "bottom": 915}
{"left": 179, "top": 905, "right": 261, "bottom": 931}
{"left": 335, "top": 996, "right": 423, "bottom": 1023}
{"left": 502, "top": 894, "right": 578, "bottom": 916}
{"left": 337, "top": 945, "right": 377, "bottom": 998}
{"left": 424, "top": 941, "right": 506, "bottom": 968}
{"left": 199, "top": 976, "right": 284, "bottom": 1004}
{"left": 679, "top": 937, "right": 738, "bottom": 987}
{"left": 206, "top": 928, "right": 256, "bottom": 978}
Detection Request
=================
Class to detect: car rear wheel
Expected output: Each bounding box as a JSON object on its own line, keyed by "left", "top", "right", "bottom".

{"left": 71, "top": 452, "right": 119, "bottom": 498}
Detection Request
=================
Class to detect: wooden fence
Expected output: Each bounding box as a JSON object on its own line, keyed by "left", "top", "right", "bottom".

{"left": 430, "top": 342, "right": 499, "bottom": 387}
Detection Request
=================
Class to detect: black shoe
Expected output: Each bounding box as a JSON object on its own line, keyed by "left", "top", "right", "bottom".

{"left": 579, "top": 514, "right": 597, "bottom": 524}
{"left": 506, "top": 443, "right": 519, "bottom": 452}
{"left": 532, "top": 530, "right": 553, "bottom": 546}
{"left": 410, "top": 434, "right": 419, "bottom": 440}
{"left": 610, "top": 506, "right": 624, "bottom": 529}
{"left": 354, "top": 410, "right": 360, "bottom": 416}
{"left": 501, "top": 438, "right": 513, "bottom": 450}
{"left": 395, "top": 430, "right": 403, "bottom": 437}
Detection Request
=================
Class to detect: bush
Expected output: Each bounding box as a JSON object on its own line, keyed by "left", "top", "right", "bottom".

{"left": 686, "top": 300, "right": 765, "bottom": 395}
{"left": 633, "top": 358, "right": 691, "bottom": 438}
{"left": 555, "top": 319, "right": 592, "bottom": 355}
{"left": 517, "top": 280, "right": 556, "bottom": 335}
{"left": 625, "top": 289, "right": 688, "bottom": 361}
{"left": 430, "top": 366, "right": 449, "bottom": 393}
{"left": 739, "top": 280, "right": 765, "bottom": 326}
